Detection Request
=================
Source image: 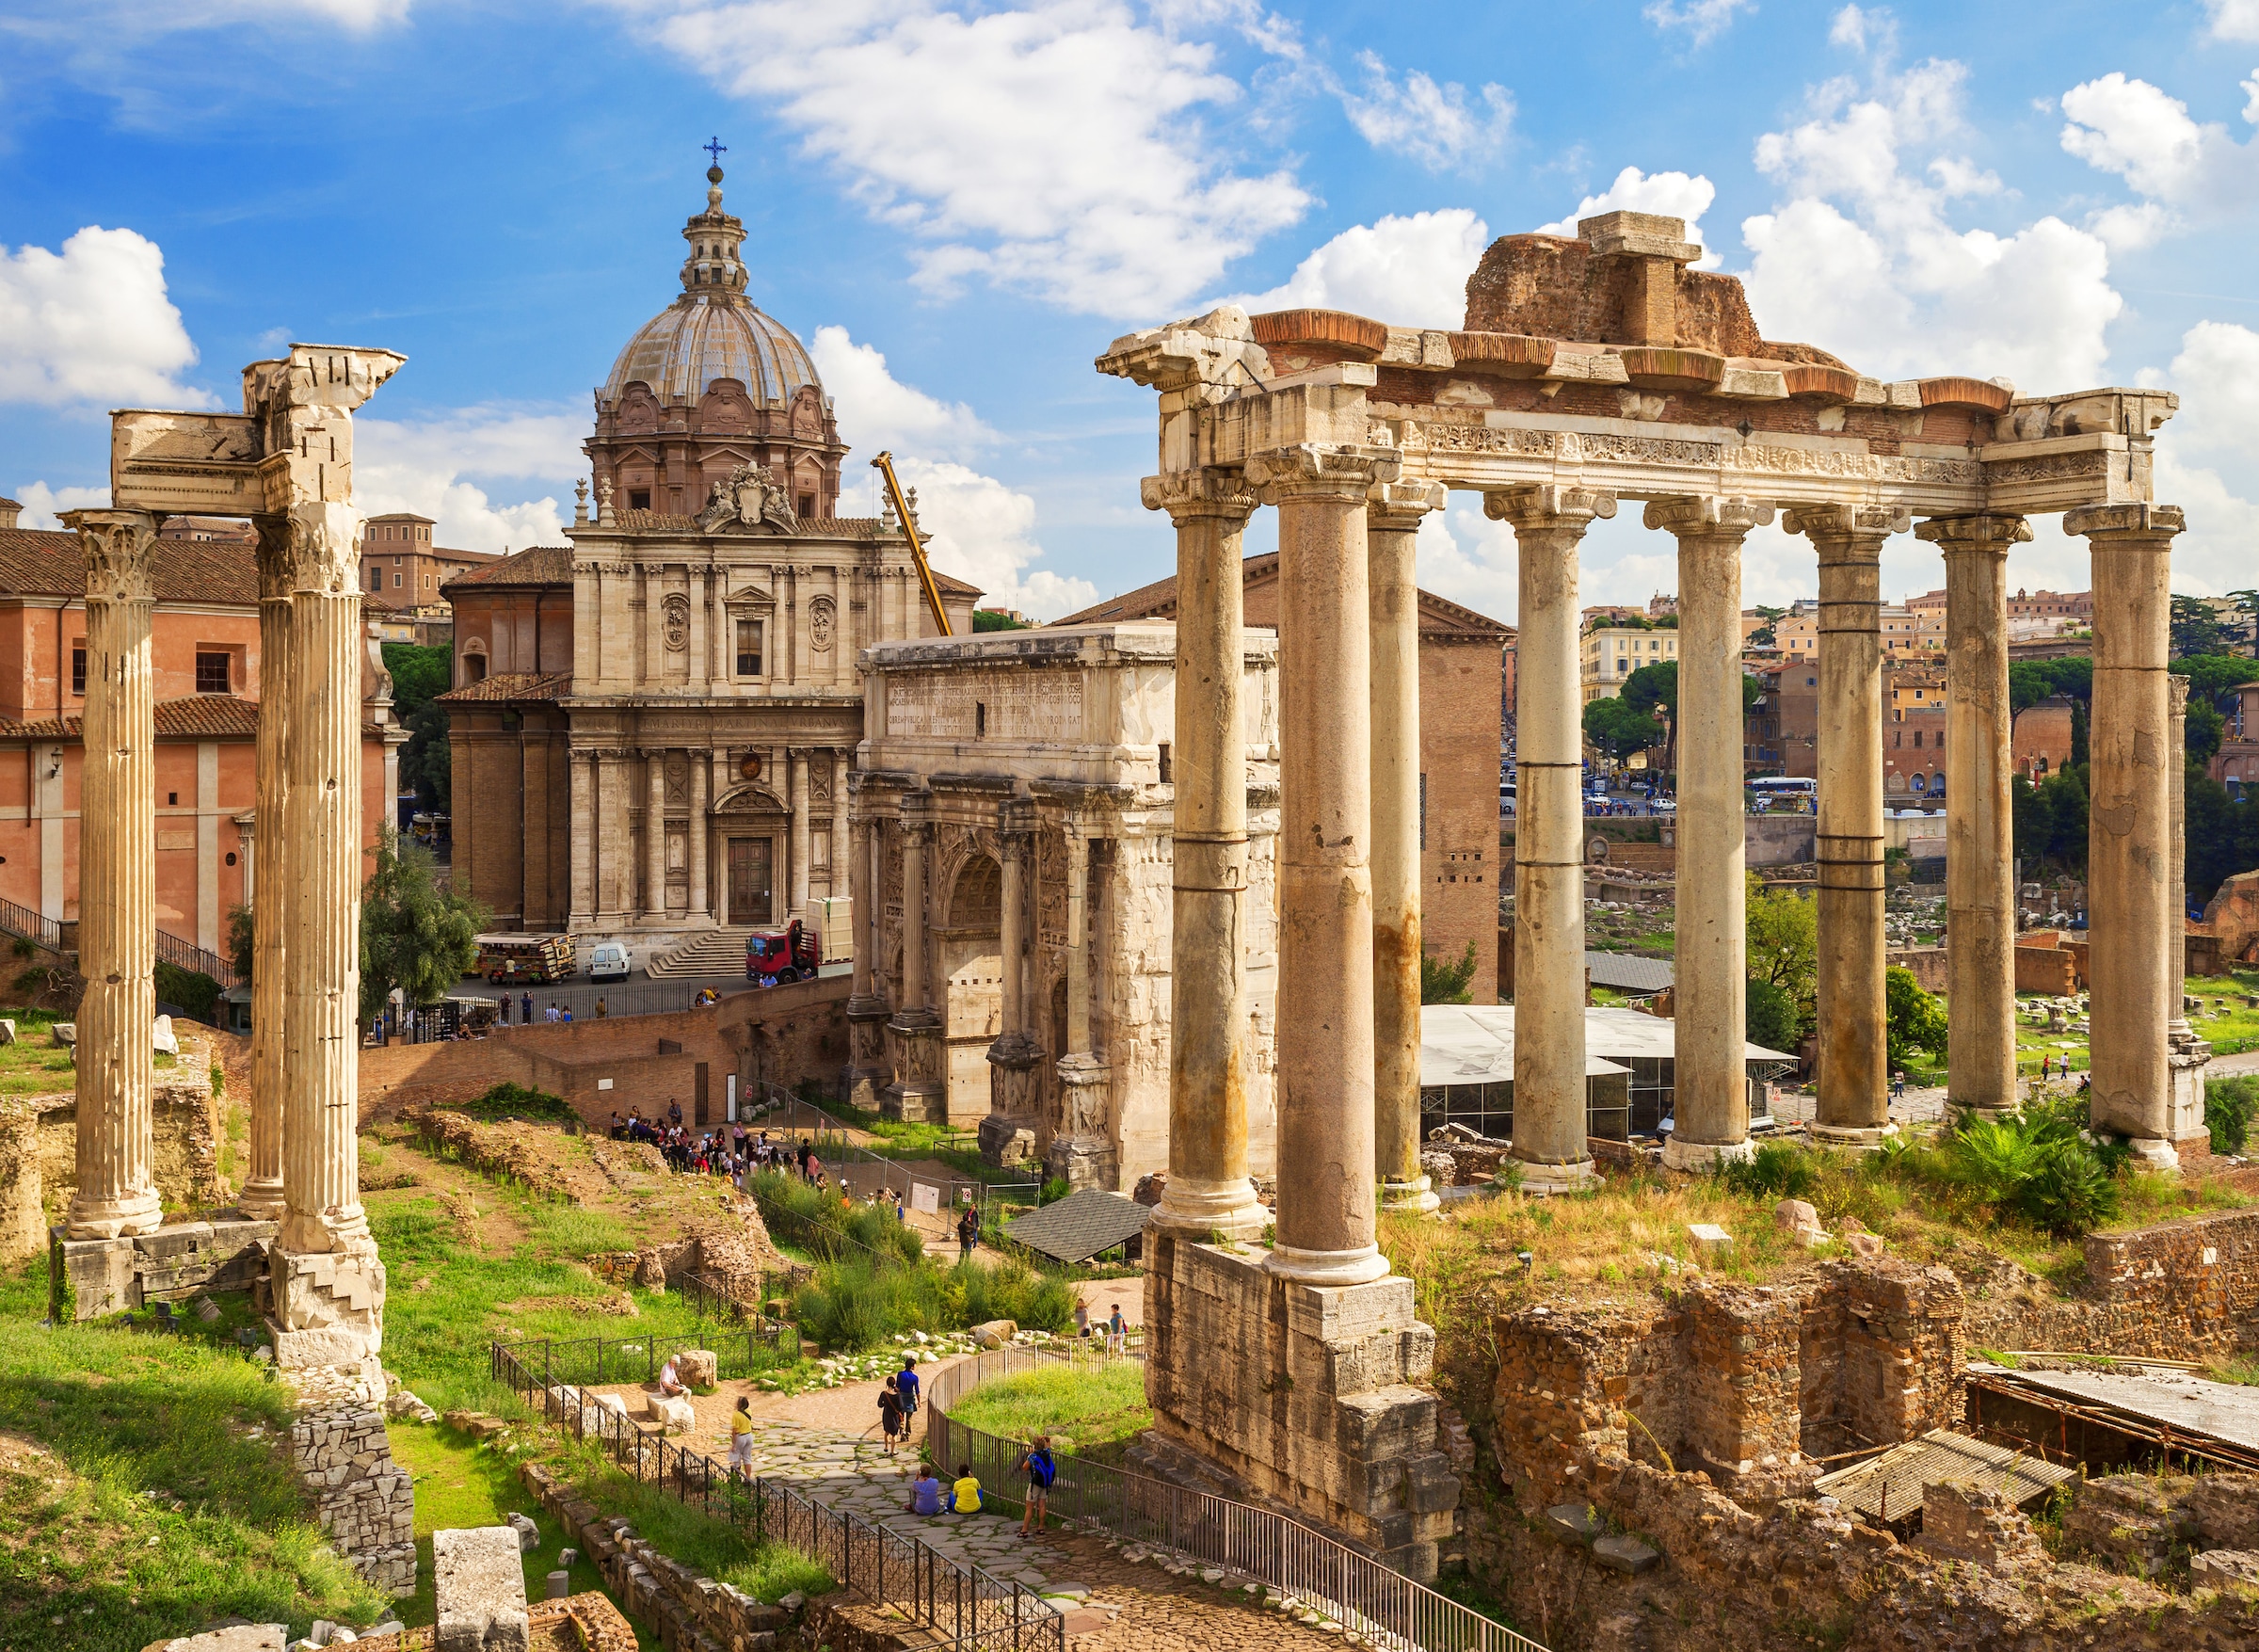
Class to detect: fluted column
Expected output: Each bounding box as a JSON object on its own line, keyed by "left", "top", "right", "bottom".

{"left": 841, "top": 786, "right": 891, "bottom": 1109}
{"left": 982, "top": 799, "right": 1044, "bottom": 1167}
{"left": 1920, "top": 514, "right": 2029, "bottom": 1117}
{"left": 1489, "top": 485, "right": 1616, "bottom": 1191}
{"left": 643, "top": 751, "right": 666, "bottom": 922}
{"left": 1049, "top": 815, "right": 1116, "bottom": 1188}
{"left": 1250, "top": 444, "right": 1397, "bottom": 1286}
{"left": 790, "top": 749, "right": 812, "bottom": 923}
{"left": 1146, "top": 470, "right": 1268, "bottom": 1236}
{"left": 1789, "top": 505, "right": 1908, "bottom": 1145}
{"left": 274, "top": 500, "right": 386, "bottom": 1364}
{"left": 687, "top": 751, "right": 709, "bottom": 922}
{"left": 240, "top": 518, "right": 293, "bottom": 1219}
{"left": 829, "top": 749, "right": 851, "bottom": 901}
{"left": 2074, "top": 503, "right": 2185, "bottom": 1162}
{"left": 63, "top": 509, "right": 163, "bottom": 1241}
{"left": 1648, "top": 497, "right": 1770, "bottom": 1168}
{"left": 569, "top": 750, "right": 595, "bottom": 927}
{"left": 882, "top": 793, "right": 945, "bottom": 1121}
{"left": 1370, "top": 478, "right": 1446, "bottom": 1214}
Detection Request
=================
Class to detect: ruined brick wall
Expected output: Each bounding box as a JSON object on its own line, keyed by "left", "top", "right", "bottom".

{"left": 1679, "top": 1289, "right": 1802, "bottom": 1481}
{"left": 1958, "top": 1206, "right": 2259, "bottom": 1360}
{"left": 291, "top": 1364, "right": 416, "bottom": 1597}
{"left": 1797, "top": 1262, "right": 1964, "bottom": 1458}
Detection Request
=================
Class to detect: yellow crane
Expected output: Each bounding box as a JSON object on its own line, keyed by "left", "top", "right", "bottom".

{"left": 871, "top": 451, "right": 951, "bottom": 637}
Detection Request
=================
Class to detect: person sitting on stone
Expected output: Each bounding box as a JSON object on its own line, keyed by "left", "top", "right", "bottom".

{"left": 949, "top": 1463, "right": 982, "bottom": 1515}
{"left": 656, "top": 1355, "right": 688, "bottom": 1398}
{"left": 906, "top": 1463, "right": 946, "bottom": 1516}
{"left": 609, "top": 1110, "right": 626, "bottom": 1140}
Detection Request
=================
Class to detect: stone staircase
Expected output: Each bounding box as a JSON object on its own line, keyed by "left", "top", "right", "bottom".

{"left": 643, "top": 926, "right": 754, "bottom": 979}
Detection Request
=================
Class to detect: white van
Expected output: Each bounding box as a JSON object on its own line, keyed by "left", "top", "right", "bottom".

{"left": 587, "top": 940, "right": 632, "bottom": 983}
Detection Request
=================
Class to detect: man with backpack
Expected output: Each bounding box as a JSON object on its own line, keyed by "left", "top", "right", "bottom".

{"left": 896, "top": 1355, "right": 921, "bottom": 1421}
{"left": 1016, "top": 1435, "right": 1056, "bottom": 1536}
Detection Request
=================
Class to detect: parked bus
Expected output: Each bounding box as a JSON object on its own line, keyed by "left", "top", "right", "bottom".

{"left": 1746, "top": 776, "right": 1816, "bottom": 811}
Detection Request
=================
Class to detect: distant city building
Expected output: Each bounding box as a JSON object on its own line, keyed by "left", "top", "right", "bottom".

{"left": 1581, "top": 615, "right": 1677, "bottom": 701}
{"left": 2013, "top": 696, "right": 2077, "bottom": 782}
{"left": 1884, "top": 665, "right": 1948, "bottom": 798}
{"left": 360, "top": 513, "right": 500, "bottom": 610}
{"left": 2213, "top": 683, "right": 2259, "bottom": 788}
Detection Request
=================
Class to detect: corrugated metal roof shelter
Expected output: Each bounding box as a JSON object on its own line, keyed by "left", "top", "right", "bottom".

{"left": 1966, "top": 1362, "right": 2259, "bottom": 1473}
{"left": 1419, "top": 1004, "right": 1792, "bottom": 1083}
{"left": 1812, "top": 1429, "right": 2076, "bottom": 1528}
{"left": 1584, "top": 952, "right": 1674, "bottom": 993}
{"left": 1002, "top": 1189, "right": 1149, "bottom": 1265}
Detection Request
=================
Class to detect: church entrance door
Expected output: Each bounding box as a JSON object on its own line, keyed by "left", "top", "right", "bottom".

{"left": 728, "top": 837, "right": 774, "bottom": 926}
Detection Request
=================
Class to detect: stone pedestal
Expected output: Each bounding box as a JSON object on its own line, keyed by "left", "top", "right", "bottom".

{"left": 880, "top": 1017, "right": 946, "bottom": 1123}
{"left": 1489, "top": 486, "right": 1613, "bottom": 1193}
{"left": 1924, "top": 514, "right": 2029, "bottom": 1120}
{"left": 980, "top": 1034, "right": 1044, "bottom": 1168}
{"left": 1046, "top": 1053, "right": 1116, "bottom": 1190}
{"left": 64, "top": 509, "right": 165, "bottom": 1241}
{"left": 1650, "top": 497, "right": 1770, "bottom": 1169}
{"left": 1143, "top": 1230, "right": 1459, "bottom": 1580}
{"left": 841, "top": 999, "right": 891, "bottom": 1112}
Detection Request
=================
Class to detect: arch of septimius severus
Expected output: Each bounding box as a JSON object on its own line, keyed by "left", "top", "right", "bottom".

{"left": 59, "top": 344, "right": 403, "bottom": 1371}
{"left": 1110, "top": 211, "right": 2197, "bottom": 1579}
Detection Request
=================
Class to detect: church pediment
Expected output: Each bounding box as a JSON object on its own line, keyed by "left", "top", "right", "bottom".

{"left": 713, "top": 782, "right": 786, "bottom": 814}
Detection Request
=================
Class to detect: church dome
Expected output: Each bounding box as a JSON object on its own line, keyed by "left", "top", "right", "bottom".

{"left": 598, "top": 159, "right": 824, "bottom": 407}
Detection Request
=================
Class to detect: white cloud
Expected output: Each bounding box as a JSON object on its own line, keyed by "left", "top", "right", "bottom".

{"left": 353, "top": 407, "right": 585, "bottom": 553}
{"left": 0, "top": 226, "right": 211, "bottom": 409}
{"left": 1535, "top": 166, "right": 1720, "bottom": 266}
{"left": 1338, "top": 52, "right": 1512, "bottom": 171}
{"left": 1643, "top": 0, "right": 1755, "bottom": 48}
{"left": 808, "top": 327, "right": 993, "bottom": 459}
{"left": 609, "top": 1, "right": 1310, "bottom": 319}
{"left": 1739, "top": 55, "right": 2123, "bottom": 386}
{"left": 811, "top": 325, "right": 1091, "bottom": 618}
{"left": 1226, "top": 209, "right": 1491, "bottom": 329}
{"left": 2205, "top": 0, "right": 2259, "bottom": 42}
{"left": 2059, "top": 70, "right": 2259, "bottom": 242}
{"left": 10, "top": 481, "right": 111, "bottom": 530}
{"left": 1827, "top": 4, "right": 1895, "bottom": 58}
{"left": 2129, "top": 320, "right": 2259, "bottom": 597}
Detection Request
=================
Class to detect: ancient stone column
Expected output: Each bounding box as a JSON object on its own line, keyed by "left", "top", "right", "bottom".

{"left": 1489, "top": 486, "right": 1614, "bottom": 1189}
{"left": 63, "top": 509, "right": 164, "bottom": 1241}
{"left": 829, "top": 749, "right": 851, "bottom": 902}
{"left": 841, "top": 791, "right": 891, "bottom": 1109}
{"left": 239, "top": 518, "right": 294, "bottom": 1220}
{"left": 882, "top": 793, "right": 945, "bottom": 1121}
{"left": 1145, "top": 470, "right": 1268, "bottom": 1237}
{"left": 1370, "top": 477, "right": 1446, "bottom": 1214}
{"left": 2074, "top": 503, "right": 2185, "bottom": 1162}
{"left": 1647, "top": 498, "right": 1770, "bottom": 1168}
{"left": 643, "top": 752, "right": 666, "bottom": 922}
{"left": 596, "top": 753, "right": 629, "bottom": 922}
{"left": 1249, "top": 444, "right": 1396, "bottom": 1286}
{"left": 569, "top": 750, "right": 595, "bottom": 928}
{"left": 1919, "top": 514, "right": 2029, "bottom": 1117}
{"left": 2165, "top": 670, "right": 2212, "bottom": 1141}
{"left": 687, "top": 752, "right": 709, "bottom": 922}
{"left": 790, "top": 749, "right": 813, "bottom": 924}
{"left": 1049, "top": 820, "right": 1115, "bottom": 1189}
{"left": 275, "top": 500, "right": 386, "bottom": 1365}
{"left": 1788, "top": 505, "right": 1908, "bottom": 1146}
{"left": 982, "top": 800, "right": 1043, "bottom": 1167}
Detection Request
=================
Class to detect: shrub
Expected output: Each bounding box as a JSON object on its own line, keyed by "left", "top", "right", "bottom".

{"left": 447, "top": 1081, "right": 575, "bottom": 1123}
{"left": 947, "top": 1255, "right": 1077, "bottom": 1334}
{"left": 1908, "top": 1097, "right": 2123, "bottom": 1237}
{"left": 1744, "top": 976, "right": 1801, "bottom": 1054}
{"left": 154, "top": 959, "right": 220, "bottom": 1022}
{"left": 2206, "top": 1074, "right": 2259, "bottom": 1156}
{"left": 1721, "top": 1140, "right": 1818, "bottom": 1202}
{"left": 1884, "top": 967, "right": 1948, "bottom": 1067}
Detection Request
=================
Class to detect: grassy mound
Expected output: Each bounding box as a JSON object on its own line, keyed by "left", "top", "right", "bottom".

{"left": 944, "top": 1361, "right": 1152, "bottom": 1465}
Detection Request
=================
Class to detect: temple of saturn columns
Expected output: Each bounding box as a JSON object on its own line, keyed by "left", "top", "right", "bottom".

{"left": 53, "top": 344, "right": 403, "bottom": 1373}
{"left": 1100, "top": 209, "right": 2201, "bottom": 1577}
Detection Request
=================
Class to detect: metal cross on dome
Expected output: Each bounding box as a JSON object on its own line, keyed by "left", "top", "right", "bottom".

{"left": 705, "top": 136, "right": 728, "bottom": 166}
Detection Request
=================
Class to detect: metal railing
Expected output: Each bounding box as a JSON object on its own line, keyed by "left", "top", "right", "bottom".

{"left": 924, "top": 1346, "right": 1546, "bottom": 1652}
{"left": 154, "top": 927, "right": 238, "bottom": 990}
{"left": 0, "top": 894, "right": 64, "bottom": 954}
{"left": 749, "top": 1083, "right": 1043, "bottom": 1228}
{"left": 491, "top": 1339, "right": 1065, "bottom": 1651}
{"left": 491, "top": 1321, "right": 799, "bottom": 1389}
{"left": 678, "top": 1268, "right": 811, "bottom": 1325}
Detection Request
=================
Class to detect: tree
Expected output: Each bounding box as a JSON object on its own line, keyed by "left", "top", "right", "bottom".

{"left": 2187, "top": 694, "right": 2226, "bottom": 767}
{"left": 971, "top": 609, "right": 1034, "bottom": 632}
{"left": 2171, "top": 594, "right": 2230, "bottom": 659}
{"left": 1746, "top": 874, "right": 1818, "bottom": 1035}
{"left": 383, "top": 642, "right": 455, "bottom": 812}
{"left": 1745, "top": 625, "right": 1776, "bottom": 648}
{"left": 2173, "top": 654, "right": 2259, "bottom": 700}
{"left": 359, "top": 830, "right": 487, "bottom": 1023}
{"left": 2013, "top": 765, "right": 2091, "bottom": 874}
{"left": 1744, "top": 975, "right": 1800, "bottom": 1053}
{"left": 2010, "top": 655, "right": 2094, "bottom": 714}
{"left": 1885, "top": 967, "right": 1948, "bottom": 1067}
{"left": 1583, "top": 695, "right": 1661, "bottom": 763}
{"left": 1420, "top": 940, "right": 1479, "bottom": 1005}
{"left": 227, "top": 903, "right": 255, "bottom": 988}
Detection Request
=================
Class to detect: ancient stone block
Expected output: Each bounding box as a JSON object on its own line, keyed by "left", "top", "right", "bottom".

{"left": 147, "top": 1628, "right": 288, "bottom": 1652}
{"left": 645, "top": 1393, "right": 694, "bottom": 1435}
{"left": 1593, "top": 1533, "right": 1659, "bottom": 1574}
{"left": 2191, "top": 1548, "right": 2259, "bottom": 1585}
{"left": 435, "top": 1526, "right": 531, "bottom": 1652}
{"left": 674, "top": 1348, "right": 717, "bottom": 1389}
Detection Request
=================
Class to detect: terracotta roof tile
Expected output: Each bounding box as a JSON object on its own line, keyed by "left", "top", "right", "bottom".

{"left": 435, "top": 671, "right": 572, "bottom": 704}
{"left": 1051, "top": 551, "right": 1509, "bottom": 639}
{"left": 0, "top": 526, "right": 259, "bottom": 606}
{"left": 441, "top": 545, "right": 573, "bottom": 592}
{"left": 0, "top": 695, "right": 263, "bottom": 741}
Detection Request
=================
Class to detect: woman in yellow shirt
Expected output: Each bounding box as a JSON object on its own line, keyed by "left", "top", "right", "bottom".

{"left": 951, "top": 1464, "right": 982, "bottom": 1515}
{"left": 729, "top": 1396, "right": 756, "bottom": 1479}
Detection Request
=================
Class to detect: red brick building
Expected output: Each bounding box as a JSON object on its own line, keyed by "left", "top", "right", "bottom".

{"left": 1056, "top": 554, "right": 1511, "bottom": 1000}
{"left": 0, "top": 504, "right": 405, "bottom": 958}
{"left": 360, "top": 512, "right": 501, "bottom": 607}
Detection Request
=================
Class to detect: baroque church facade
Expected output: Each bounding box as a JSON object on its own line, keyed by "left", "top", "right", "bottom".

{"left": 441, "top": 161, "right": 977, "bottom": 946}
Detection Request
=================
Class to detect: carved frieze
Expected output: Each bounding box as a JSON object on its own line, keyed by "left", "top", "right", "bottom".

{"left": 663, "top": 592, "right": 691, "bottom": 651}
{"left": 810, "top": 595, "right": 837, "bottom": 652}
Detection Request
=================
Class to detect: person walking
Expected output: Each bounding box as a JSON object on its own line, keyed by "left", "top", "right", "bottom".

{"left": 729, "top": 1395, "right": 757, "bottom": 1480}
{"left": 521, "top": 989, "right": 534, "bottom": 1023}
{"left": 1106, "top": 1304, "right": 1128, "bottom": 1355}
{"left": 878, "top": 1376, "right": 905, "bottom": 1456}
{"left": 596, "top": 996, "right": 608, "bottom": 1019}
{"left": 896, "top": 1356, "right": 921, "bottom": 1421}
{"left": 1015, "top": 1435, "right": 1055, "bottom": 1536}
{"left": 957, "top": 1203, "right": 981, "bottom": 1263}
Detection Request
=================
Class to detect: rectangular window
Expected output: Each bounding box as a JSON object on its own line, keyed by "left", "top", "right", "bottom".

{"left": 195, "top": 651, "right": 231, "bottom": 695}
{"left": 71, "top": 648, "right": 86, "bottom": 698}
{"left": 1419, "top": 771, "right": 1428, "bottom": 849}
{"left": 974, "top": 702, "right": 986, "bottom": 736}
{"left": 393, "top": 571, "right": 403, "bottom": 587}
{"left": 735, "top": 618, "right": 763, "bottom": 677}
{"left": 368, "top": 566, "right": 382, "bottom": 592}
{"left": 1157, "top": 741, "right": 1171, "bottom": 782}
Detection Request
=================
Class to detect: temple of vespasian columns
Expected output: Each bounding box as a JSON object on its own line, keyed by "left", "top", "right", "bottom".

{"left": 1100, "top": 210, "right": 2202, "bottom": 1579}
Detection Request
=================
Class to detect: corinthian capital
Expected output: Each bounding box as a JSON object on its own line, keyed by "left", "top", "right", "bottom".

{"left": 1781, "top": 504, "right": 1912, "bottom": 541}
{"left": 1482, "top": 485, "right": 1617, "bottom": 529}
{"left": 2062, "top": 502, "right": 2185, "bottom": 542}
{"left": 64, "top": 509, "right": 161, "bottom": 605}
{"left": 1368, "top": 477, "right": 1447, "bottom": 530}
{"left": 1915, "top": 513, "right": 2035, "bottom": 553}
{"left": 1642, "top": 495, "right": 1775, "bottom": 537}
{"left": 1244, "top": 444, "right": 1400, "bottom": 503}
{"left": 282, "top": 502, "right": 369, "bottom": 595}
{"left": 1140, "top": 469, "right": 1258, "bottom": 525}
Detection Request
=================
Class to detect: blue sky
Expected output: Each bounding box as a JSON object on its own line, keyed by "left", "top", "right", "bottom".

{"left": 6, "top": 0, "right": 2259, "bottom": 620}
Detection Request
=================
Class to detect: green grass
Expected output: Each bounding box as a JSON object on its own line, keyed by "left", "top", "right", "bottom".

{"left": 943, "top": 1362, "right": 1152, "bottom": 1465}
{"left": 0, "top": 1260, "right": 388, "bottom": 1652}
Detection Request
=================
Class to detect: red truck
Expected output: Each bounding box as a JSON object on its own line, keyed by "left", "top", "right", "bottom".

{"left": 746, "top": 920, "right": 818, "bottom": 986}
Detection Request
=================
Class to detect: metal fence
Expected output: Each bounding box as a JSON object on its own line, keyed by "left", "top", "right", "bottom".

{"left": 748, "top": 1084, "right": 1043, "bottom": 1229}
{"left": 924, "top": 1346, "right": 1546, "bottom": 1652}
{"left": 154, "top": 927, "right": 238, "bottom": 990}
{"left": 491, "top": 1321, "right": 798, "bottom": 1390}
{"left": 677, "top": 1268, "right": 811, "bottom": 1324}
{"left": 0, "top": 893, "right": 64, "bottom": 954}
{"left": 490, "top": 1339, "right": 1065, "bottom": 1652}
